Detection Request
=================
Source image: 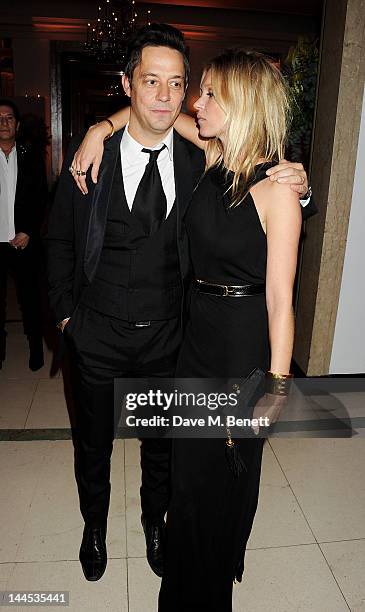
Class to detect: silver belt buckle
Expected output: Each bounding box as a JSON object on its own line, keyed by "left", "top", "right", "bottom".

{"left": 134, "top": 321, "right": 151, "bottom": 327}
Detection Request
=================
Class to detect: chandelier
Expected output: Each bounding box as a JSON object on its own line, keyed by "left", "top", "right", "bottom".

{"left": 84, "top": 0, "right": 151, "bottom": 64}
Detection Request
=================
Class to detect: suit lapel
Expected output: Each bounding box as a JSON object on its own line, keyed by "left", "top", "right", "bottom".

{"left": 173, "top": 131, "right": 194, "bottom": 235}
{"left": 14, "top": 144, "right": 27, "bottom": 202}
{"left": 84, "top": 129, "right": 124, "bottom": 282}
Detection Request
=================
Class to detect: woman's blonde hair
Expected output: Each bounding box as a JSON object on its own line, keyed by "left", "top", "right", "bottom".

{"left": 204, "top": 49, "right": 291, "bottom": 206}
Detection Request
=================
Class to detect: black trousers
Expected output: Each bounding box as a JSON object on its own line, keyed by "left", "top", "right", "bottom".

{"left": 65, "top": 304, "right": 181, "bottom": 528}
{"left": 0, "top": 242, "right": 42, "bottom": 337}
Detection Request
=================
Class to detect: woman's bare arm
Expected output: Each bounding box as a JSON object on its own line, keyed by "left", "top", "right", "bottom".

{"left": 71, "top": 109, "right": 207, "bottom": 194}
{"left": 174, "top": 113, "right": 208, "bottom": 150}
{"left": 72, "top": 107, "right": 130, "bottom": 194}
{"left": 242, "top": 180, "right": 302, "bottom": 434}
{"left": 262, "top": 181, "right": 302, "bottom": 374}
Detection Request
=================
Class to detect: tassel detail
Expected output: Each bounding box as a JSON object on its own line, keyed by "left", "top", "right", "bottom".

{"left": 225, "top": 427, "right": 246, "bottom": 478}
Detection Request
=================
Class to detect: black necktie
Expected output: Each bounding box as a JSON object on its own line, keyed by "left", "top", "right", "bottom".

{"left": 131, "top": 145, "right": 167, "bottom": 235}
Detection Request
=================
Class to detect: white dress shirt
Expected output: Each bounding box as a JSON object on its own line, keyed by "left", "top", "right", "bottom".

{"left": 300, "top": 192, "right": 311, "bottom": 207}
{"left": 120, "top": 125, "right": 175, "bottom": 218}
{"left": 0, "top": 145, "right": 17, "bottom": 242}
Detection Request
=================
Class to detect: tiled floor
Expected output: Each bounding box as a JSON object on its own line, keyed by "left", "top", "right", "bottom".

{"left": 1, "top": 323, "right": 365, "bottom": 611}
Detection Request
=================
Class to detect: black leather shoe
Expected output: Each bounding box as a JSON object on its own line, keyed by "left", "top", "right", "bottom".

{"left": 28, "top": 335, "right": 44, "bottom": 371}
{"left": 79, "top": 525, "right": 107, "bottom": 581}
{"left": 141, "top": 515, "right": 166, "bottom": 577}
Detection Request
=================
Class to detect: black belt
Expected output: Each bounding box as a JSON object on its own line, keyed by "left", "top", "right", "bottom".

{"left": 195, "top": 279, "right": 265, "bottom": 297}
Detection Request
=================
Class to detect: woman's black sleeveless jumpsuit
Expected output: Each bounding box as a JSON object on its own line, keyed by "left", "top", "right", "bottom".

{"left": 159, "top": 163, "right": 275, "bottom": 612}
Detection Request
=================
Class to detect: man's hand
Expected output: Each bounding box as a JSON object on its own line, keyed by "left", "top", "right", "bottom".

{"left": 10, "top": 232, "right": 30, "bottom": 250}
{"left": 57, "top": 317, "right": 70, "bottom": 333}
{"left": 266, "top": 159, "right": 308, "bottom": 195}
{"left": 70, "top": 122, "right": 110, "bottom": 195}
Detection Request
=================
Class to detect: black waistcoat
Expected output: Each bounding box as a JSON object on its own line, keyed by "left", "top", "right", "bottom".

{"left": 81, "top": 152, "right": 182, "bottom": 321}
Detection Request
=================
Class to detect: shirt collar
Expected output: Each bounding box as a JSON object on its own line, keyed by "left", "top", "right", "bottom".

{"left": 122, "top": 124, "right": 173, "bottom": 162}
{"left": 0, "top": 144, "right": 16, "bottom": 159}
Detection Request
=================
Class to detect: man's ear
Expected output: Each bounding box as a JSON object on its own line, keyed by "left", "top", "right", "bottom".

{"left": 122, "top": 74, "right": 132, "bottom": 98}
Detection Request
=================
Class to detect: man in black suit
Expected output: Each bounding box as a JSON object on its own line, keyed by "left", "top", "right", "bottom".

{"left": 0, "top": 99, "right": 47, "bottom": 371}
{"left": 47, "top": 24, "right": 315, "bottom": 583}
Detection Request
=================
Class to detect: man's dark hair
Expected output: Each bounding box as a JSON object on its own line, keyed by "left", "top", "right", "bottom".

{"left": 0, "top": 99, "right": 20, "bottom": 123}
{"left": 124, "top": 23, "right": 190, "bottom": 86}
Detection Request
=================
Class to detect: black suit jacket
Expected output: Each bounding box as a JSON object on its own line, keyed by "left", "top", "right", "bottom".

{"left": 47, "top": 129, "right": 316, "bottom": 325}
{"left": 46, "top": 129, "right": 205, "bottom": 324}
{"left": 14, "top": 143, "right": 48, "bottom": 238}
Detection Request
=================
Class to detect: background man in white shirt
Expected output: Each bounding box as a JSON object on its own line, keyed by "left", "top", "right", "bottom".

{"left": 0, "top": 99, "right": 47, "bottom": 371}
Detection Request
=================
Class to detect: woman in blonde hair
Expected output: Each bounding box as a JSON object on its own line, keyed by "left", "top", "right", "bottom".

{"left": 156, "top": 49, "right": 302, "bottom": 612}
{"left": 71, "top": 48, "right": 304, "bottom": 611}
